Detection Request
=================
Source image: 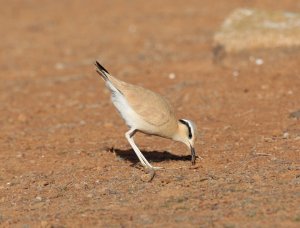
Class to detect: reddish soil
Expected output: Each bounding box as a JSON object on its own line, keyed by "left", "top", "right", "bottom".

{"left": 0, "top": 0, "right": 299, "bottom": 227}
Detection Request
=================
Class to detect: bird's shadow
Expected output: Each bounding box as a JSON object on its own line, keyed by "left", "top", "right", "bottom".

{"left": 107, "top": 147, "right": 191, "bottom": 165}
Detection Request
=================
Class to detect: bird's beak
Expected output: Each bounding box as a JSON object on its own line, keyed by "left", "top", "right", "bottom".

{"left": 190, "top": 146, "right": 196, "bottom": 165}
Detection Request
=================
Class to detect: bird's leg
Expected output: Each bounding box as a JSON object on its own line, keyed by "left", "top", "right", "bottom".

{"left": 125, "top": 129, "right": 163, "bottom": 170}
{"left": 125, "top": 129, "right": 155, "bottom": 168}
{"left": 125, "top": 129, "right": 150, "bottom": 167}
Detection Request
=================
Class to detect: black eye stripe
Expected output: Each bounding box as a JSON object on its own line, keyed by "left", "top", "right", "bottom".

{"left": 179, "top": 119, "right": 192, "bottom": 139}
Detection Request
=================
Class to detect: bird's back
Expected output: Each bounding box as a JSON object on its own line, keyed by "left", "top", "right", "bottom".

{"left": 109, "top": 75, "right": 176, "bottom": 125}
{"left": 95, "top": 61, "right": 178, "bottom": 137}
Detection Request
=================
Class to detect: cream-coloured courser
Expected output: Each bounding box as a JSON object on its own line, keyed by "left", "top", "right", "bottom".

{"left": 95, "top": 61, "right": 197, "bottom": 170}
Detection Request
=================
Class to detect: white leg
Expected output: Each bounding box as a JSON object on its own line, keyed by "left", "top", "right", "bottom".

{"left": 125, "top": 129, "right": 162, "bottom": 170}
{"left": 125, "top": 129, "right": 147, "bottom": 167}
{"left": 125, "top": 129, "right": 153, "bottom": 168}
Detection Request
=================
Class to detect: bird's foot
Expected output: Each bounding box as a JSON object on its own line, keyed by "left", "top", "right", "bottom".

{"left": 191, "top": 155, "right": 204, "bottom": 165}
{"left": 141, "top": 168, "right": 156, "bottom": 182}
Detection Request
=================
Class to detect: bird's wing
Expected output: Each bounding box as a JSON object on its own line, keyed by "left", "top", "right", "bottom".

{"left": 120, "top": 84, "right": 176, "bottom": 126}
{"left": 95, "top": 61, "right": 176, "bottom": 126}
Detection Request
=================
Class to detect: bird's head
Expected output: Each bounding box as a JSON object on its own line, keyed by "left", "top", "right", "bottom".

{"left": 173, "top": 119, "right": 197, "bottom": 164}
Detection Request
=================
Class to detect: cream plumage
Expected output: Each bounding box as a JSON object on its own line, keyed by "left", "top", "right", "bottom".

{"left": 95, "top": 61, "right": 197, "bottom": 170}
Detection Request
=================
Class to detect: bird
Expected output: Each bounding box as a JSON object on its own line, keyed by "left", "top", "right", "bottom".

{"left": 95, "top": 61, "right": 197, "bottom": 170}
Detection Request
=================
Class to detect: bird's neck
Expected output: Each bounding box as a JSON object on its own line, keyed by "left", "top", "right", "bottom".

{"left": 172, "top": 122, "right": 189, "bottom": 146}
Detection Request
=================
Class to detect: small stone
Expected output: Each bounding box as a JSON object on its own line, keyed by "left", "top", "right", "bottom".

{"left": 283, "top": 132, "right": 289, "bottom": 139}
{"left": 214, "top": 8, "right": 300, "bottom": 52}
{"left": 255, "top": 58, "right": 264, "bottom": 65}
{"left": 168, "top": 73, "right": 176, "bottom": 79}
{"left": 36, "top": 196, "right": 42, "bottom": 201}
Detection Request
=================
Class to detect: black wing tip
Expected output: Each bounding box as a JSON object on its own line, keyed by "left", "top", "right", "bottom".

{"left": 95, "top": 61, "right": 109, "bottom": 74}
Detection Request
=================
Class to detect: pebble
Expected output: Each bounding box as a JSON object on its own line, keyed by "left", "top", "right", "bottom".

{"left": 255, "top": 58, "right": 264, "bottom": 65}
{"left": 283, "top": 132, "right": 289, "bottom": 139}
{"left": 168, "top": 73, "right": 176, "bottom": 79}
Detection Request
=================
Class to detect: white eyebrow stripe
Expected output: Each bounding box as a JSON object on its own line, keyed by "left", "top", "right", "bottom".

{"left": 179, "top": 119, "right": 193, "bottom": 139}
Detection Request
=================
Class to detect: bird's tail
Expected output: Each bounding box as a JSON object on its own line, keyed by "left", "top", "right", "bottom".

{"left": 95, "top": 61, "right": 110, "bottom": 81}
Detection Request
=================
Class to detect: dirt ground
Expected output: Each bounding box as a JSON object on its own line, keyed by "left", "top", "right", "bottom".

{"left": 0, "top": 0, "right": 300, "bottom": 227}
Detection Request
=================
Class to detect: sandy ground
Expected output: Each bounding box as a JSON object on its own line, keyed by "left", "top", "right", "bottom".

{"left": 0, "top": 0, "right": 300, "bottom": 227}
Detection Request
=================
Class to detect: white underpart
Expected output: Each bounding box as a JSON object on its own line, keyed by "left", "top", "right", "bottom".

{"left": 106, "top": 81, "right": 162, "bottom": 169}
{"left": 106, "top": 81, "right": 153, "bottom": 132}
